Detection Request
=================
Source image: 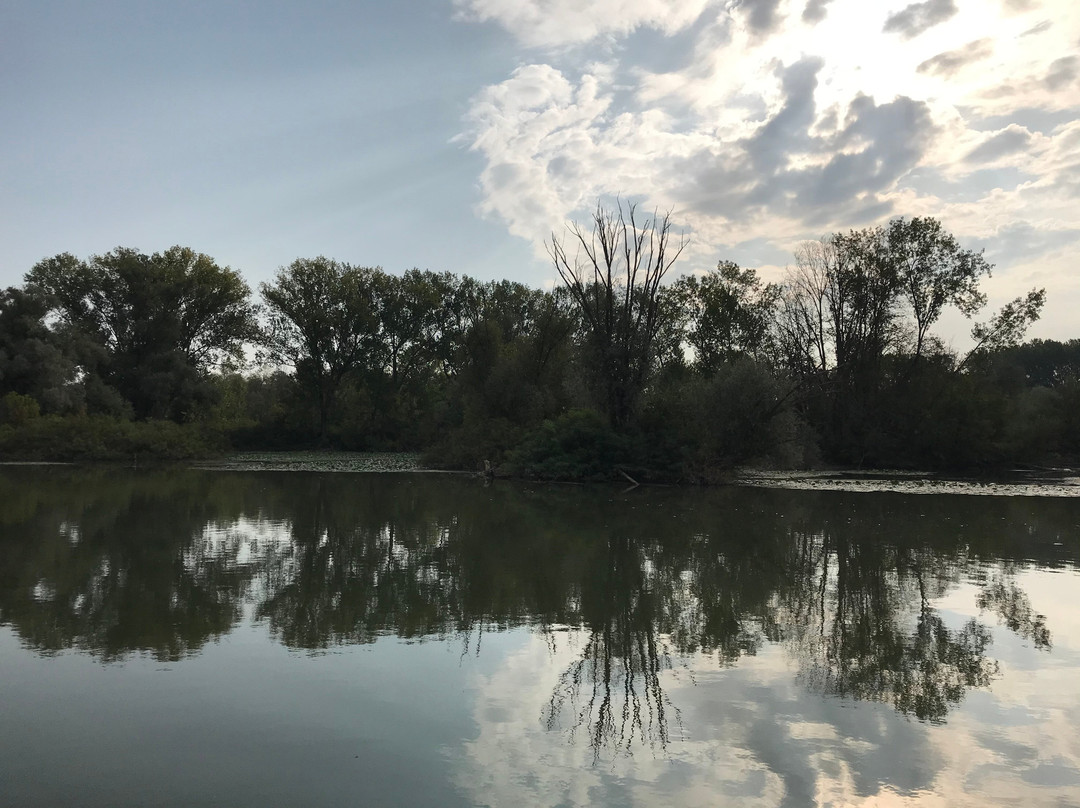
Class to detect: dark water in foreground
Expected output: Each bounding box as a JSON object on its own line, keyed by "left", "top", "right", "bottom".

{"left": 1, "top": 468, "right": 1078, "bottom": 807}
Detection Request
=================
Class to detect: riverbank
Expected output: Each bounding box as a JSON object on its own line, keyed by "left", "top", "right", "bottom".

{"left": 5, "top": 417, "right": 1077, "bottom": 492}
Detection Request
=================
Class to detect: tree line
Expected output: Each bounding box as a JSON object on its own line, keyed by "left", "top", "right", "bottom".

{"left": 1, "top": 203, "right": 1078, "bottom": 474}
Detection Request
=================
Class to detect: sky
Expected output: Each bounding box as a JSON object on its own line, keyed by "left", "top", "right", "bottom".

{"left": 2, "top": 0, "right": 1079, "bottom": 344}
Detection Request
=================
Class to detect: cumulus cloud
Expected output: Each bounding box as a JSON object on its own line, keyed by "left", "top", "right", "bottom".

{"left": 745, "top": 57, "right": 825, "bottom": 172}
{"left": 917, "top": 39, "right": 994, "bottom": 77}
{"left": 802, "top": 0, "right": 835, "bottom": 24}
{"left": 735, "top": 0, "right": 786, "bottom": 34}
{"left": 1003, "top": 0, "right": 1038, "bottom": 12}
{"left": 457, "top": 0, "right": 1080, "bottom": 338}
{"left": 1044, "top": 55, "right": 1079, "bottom": 90}
{"left": 964, "top": 125, "right": 1033, "bottom": 162}
{"left": 463, "top": 63, "right": 616, "bottom": 245}
{"left": 677, "top": 63, "right": 936, "bottom": 224}
{"left": 981, "top": 56, "right": 1080, "bottom": 110}
{"left": 967, "top": 107, "right": 1076, "bottom": 135}
{"left": 883, "top": 0, "right": 958, "bottom": 39}
{"left": 982, "top": 220, "right": 1080, "bottom": 264}
{"left": 452, "top": 0, "right": 716, "bottom": 48}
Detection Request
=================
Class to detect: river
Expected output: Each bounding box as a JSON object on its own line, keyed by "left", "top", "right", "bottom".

{"left": 1, "top": 466, "right": 1078, "bottom": 806}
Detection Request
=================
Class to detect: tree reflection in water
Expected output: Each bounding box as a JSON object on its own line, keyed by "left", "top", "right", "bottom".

{"left": 976, "top": 574, "right": 1052, "bottom": 650}
{"left": 0, "top": 467, "right": 263, "bottom": 660}
{"left": 0, "top": 468, "right": 1073, "bottom": 756}
{"left": 542, "top": 535, "right": 684, "bottom": 762}
{"left": 778, "top": 529, "right": 1003, "bottom": 724}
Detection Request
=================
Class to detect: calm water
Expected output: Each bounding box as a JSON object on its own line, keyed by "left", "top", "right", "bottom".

{"left": 1, "top": 467, "right": 1079, "bottom": 807}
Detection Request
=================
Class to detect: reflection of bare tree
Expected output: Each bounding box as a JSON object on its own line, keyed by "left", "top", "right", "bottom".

{"left": 542, "top": 536, "right": 684, "bottom": 762}
{"left": 543, "top": 627, "right": 681, "bottom": 762}
{"left": 977, "top": 575, "right": 1051, "bottom": 650}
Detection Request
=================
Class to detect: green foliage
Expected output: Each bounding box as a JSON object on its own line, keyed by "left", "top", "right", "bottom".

{"left": 968, "top": 289, "right": 1048, "bottom": 362}
{"left": 667, "top": 261, "right": 780, "bottom": 371}
{"left": 0, "top": 391, "right": 41, "bottom": 425}
{"left": 507, "top": 409, "right": 629, "bottom": 480}
{"left": 0, "top": 415, "right": 226, "bottom": 461}
{"left": 26, "top": 247, "right": 257, "bottom": 421}
{"left": 423, "top": 417, "right": 525, "bottom": 471}
{"left": 260, "top": 258, "right": 381, "bottom": 441}
{"left": 1000, "top": 339, "right": 1080, "bottom": 387}
{"left": 644, "top": 360, "right": 812, "bottom": 479}
{"left": 774, "top": 218, "right": 1053, "bottom": 468}
{"left": 888, "top": 216, "right": 990, "bottom": 359}
{"left": 1, "top": 218, "right": 1074, "bottom": 473}
{"left": 0, "top": 285, "right": 82, "bottom": 413}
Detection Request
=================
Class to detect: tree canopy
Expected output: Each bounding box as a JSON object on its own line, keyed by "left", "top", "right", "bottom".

{"left": 26, "top": 246, "right": 256, "bottom": 420}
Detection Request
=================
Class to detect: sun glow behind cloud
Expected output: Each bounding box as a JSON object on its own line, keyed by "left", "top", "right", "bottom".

{"left": 458, "top": 0, "right": 1080, "bottom": 338}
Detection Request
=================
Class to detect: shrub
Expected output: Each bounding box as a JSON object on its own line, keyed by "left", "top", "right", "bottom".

{"left": 506, "top": 409, "right": 628, "bottom": 481}
{"left": 0, "top": 415, "right": 227, "bottom": 461}
{"left": 0, "top": 392, "right": 40, "bottom": 425}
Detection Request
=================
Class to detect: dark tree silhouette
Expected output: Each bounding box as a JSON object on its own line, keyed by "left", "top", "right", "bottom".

{"left": 27, "top": 247, "right": 256, "bottom": 420}
{"left": 260, "top": 258, "right": 381, "bottom": 442}
{"left": 549, "top": 200, "right": 686, "bottom": 427}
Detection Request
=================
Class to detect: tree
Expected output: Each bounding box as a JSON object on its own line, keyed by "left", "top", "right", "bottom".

{"left": 26, "top": 247, "right": 257, "bottom": 420}
{"left": 965, "top": 289, "right": 1047, "bottom": 362}
{"left": 260, "top": 258, "right": 380, "bottom": 442}
{"left": 370, "top": 269, "right": 457, "bottom": 390}
{"left": 0, "top": 285, "right": 81, "bottom": 412}
{"left": 1000, "top": 338, "right": 1080, "bottom": 388}
{"left": 776, "top": 239, "right": 833, "bottom": 376}
{"left": 669, "top": 261, "right": 780, "bottom": 372}
{"left": 549, "top": 200, "right": 686, "bottom": 427}
{"left": 779, "top": 218, "right": 994, "bottom": 376}
{"left": 774, "top": 218, "right": 1041, "bottom": 465}
{"left": 828, "top": 227, "right": 899, "bottom": 376}
{"left": 887, "top": 217, "right": 990, "bottom": 363}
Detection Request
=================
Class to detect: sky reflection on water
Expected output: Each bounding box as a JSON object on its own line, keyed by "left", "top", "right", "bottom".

{"left": 1, "top": 467, "right": 1078, "bottom": 806}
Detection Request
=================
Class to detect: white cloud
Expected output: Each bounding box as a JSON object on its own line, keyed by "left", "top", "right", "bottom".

{"left": 882, "top": 0, "right": 959, "bottom": 40}
{"left": 452, "top": 0, "right": 717, "bottom": 48}
{"left": 451, "top": 569, "right": 1080, "bottom": 808}
{"left": 458, "top": 0, "right": 1080, "bottom": 338}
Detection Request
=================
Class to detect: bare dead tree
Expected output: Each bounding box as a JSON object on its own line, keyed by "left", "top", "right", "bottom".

{"left": 777, "top": 239, "right": 834, "bottom": 375}
{"left": 548, "top": 200, "right": 686, "bottom": 426}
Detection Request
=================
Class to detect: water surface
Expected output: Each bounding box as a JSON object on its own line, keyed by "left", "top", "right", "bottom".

{"left": 1, "top": 468, "right": 1078, "bottom": 806}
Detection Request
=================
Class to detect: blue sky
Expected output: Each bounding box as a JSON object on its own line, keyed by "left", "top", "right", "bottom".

{"left": 3, "top": 0, "right": 1078, "bottom": 343}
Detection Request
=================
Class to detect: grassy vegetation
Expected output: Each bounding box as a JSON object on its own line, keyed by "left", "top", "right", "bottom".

{"left": 0, "top": 413, "right": 227, "bottom": 462}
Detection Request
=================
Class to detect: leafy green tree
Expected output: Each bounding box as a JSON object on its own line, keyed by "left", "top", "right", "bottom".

{"left": 1002, "top": 338, "right": 1080, "bottom": 387}
{"left": 260, "top": 258, "right": 380, "bottom": 442}
{"left": 423, "top": 280, "right": 575, "bottom": 468}
{"left": 372, "top": 269, "right": 465, "bottom": 389}
{"left": 777, "top": 231, "right": 901, "bottom": 379}
{"left": 0, "top": 285, "right": 81, "bottom": 412}
{"left": 964, "top": 289, "right": 1047, "bottom": 365}
{"left": 27, "top": 247, "right": 256, "bottom": 420}
{"left": 668, "top": 261, "right": 780, "bottom": 372}
{"left": 887, "top": 217, "right": 990, "bottom": 362}
{"left": 780, "top": 218, "right": 996, "bottom": 375}
{"left": 775, "top": 218, "right": 1046, "bottom": 465}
